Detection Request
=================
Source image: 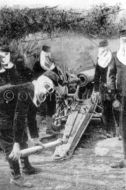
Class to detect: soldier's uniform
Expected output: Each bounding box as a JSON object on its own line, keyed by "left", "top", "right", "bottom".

{"left": 0, "top": 83, "right": 38, "bottom": 180}
{"left": 33, "top": 45, "right": 64, "bottom": 134}
{"left": 0, "top": 48, "right": 33, "bottom": 86}
{"left": 112, "top": 29, "right": 126, "bottom": 169}
{"left": 0, "top": 74, "right": 54, "bottom": 186}
{"left": 0, "top": 63, "right": 19, "bottom": 86}
{"left": 0, "top": 49, "right": 39, "bottom": 180}
{"left": 93, "top": 40, "right": 117, "bottom": 136}
{"left": 15, "top": 56, "right": 33, "bottom": 83}
{"left": 33, "top": 60, "right": 58, "bottom": 119}
{"left": 0, "top": 46, "right": 20, "bottom": 86}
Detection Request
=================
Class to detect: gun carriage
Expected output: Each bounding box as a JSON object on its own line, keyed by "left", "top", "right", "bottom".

{"left": 0, "top": 68, "right": 102, "bottom": 160}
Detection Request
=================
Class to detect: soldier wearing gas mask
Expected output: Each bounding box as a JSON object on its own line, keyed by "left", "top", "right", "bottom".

{"left": 111, "top": 28, "right": 126, "bottom": 168}
{"left": 0, "top": 74, "right": 55, "bottom": 188}
{"left": 92, "top": 40, "right": 117, "bottom": 138}
{"left": 33, "top": 45, "right": 65, "bottom": 135}
{"left": 0, "top": 45, "right": 19, "bottom": 86}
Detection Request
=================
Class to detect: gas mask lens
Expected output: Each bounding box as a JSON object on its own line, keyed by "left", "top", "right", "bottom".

{"left": 44, "top": 83, "right": 54, "bottom": 94}
{"left": 38, "top": 93, "right": 46, "bottom": 103}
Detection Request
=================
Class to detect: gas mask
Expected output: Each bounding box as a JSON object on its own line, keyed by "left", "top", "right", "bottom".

{"left": 40, "top": 51, "right": 55, "bottom": 71}
{"left": 32, "top": 75, "right": 54, "bottom": 107}
{"left": 0, "top": 52, "right": 13, "bottom": 69}
{"left": 117, "top": 37, "right": 126, "bottom": 65}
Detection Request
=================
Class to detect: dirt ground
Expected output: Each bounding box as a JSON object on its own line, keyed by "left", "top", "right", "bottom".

{"left": 0, "top": 125, "right": 125, "bottom": 190}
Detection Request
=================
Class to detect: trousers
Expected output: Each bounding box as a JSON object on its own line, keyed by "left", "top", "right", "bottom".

{"left": 0, "top": 128, "right": 30, "bottom": 179}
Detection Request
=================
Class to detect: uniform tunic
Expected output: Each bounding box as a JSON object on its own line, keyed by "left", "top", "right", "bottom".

{"left": 94, "top": 55, "right": 117, "bottom": 133}
{"left": 33, "top": 61, "right": 63, "bottom": 117}
{"left": 0, "top": 83, "right": 38, "bottom": 178}
{"left": 94, "top": 55, "right": 117, "bottom": 93}
{"left": 114, "top": 55, "right": 126, "bottom": 157}
{"left": 0, "top": 66, "right": 19, "bottom": 86}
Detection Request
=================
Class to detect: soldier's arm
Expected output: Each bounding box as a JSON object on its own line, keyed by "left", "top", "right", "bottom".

{"left": 109, "top": 58, "right": 117, "bottom": 91}
{"left": 94, "top": 63, "right": 101, "bottom": 92}
{"left": 10, "top": 66, "right": 21, "bottom": 84}
{"left": 27, "top": 102, "right": 39, "bottom": 139}
{"left": 52, "top": 66, "right": 64, "bottom": 86}
{"left": 13, "top": 91, "right": 29, "bottom": 143}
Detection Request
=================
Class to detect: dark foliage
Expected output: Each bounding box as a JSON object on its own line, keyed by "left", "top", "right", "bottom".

{"left": 0, "top": 4, "right": 122, "bottom": 42}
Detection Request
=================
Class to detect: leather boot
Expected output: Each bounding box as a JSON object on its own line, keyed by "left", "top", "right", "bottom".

{"left": 8, "top": 158, "right": 33, "bottom": 188}
{"left": 10, "top": 176, "right": 33, "bottom": 188}
{"left": 20, "top": 156, "right": 41, "bottom": 175}
{"left": 8, "top": 158, "right": 21, "bottom": 178}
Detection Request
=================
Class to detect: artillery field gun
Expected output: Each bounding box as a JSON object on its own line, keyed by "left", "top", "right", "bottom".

{"left": 19, "top": 66, "right": 102, "bottom": 160}
{"left": 0, "top": 67, "right": 102, "bottom": 161}
{"left": 52, "top": 67, "right": 101, "bottom": 160}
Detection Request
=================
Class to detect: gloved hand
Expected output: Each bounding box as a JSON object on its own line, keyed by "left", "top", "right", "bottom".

{"left": 91, "top": 91, "right": 100, "bottom": 103}
{"left": 112, "top": 99, "right": 121, "bottom": 111}
{"left": 9, "top": 143, "right": 20, "bottom": 160}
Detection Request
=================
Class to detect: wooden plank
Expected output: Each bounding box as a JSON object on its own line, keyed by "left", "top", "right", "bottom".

{"left": 63, "top": 110, "right": 79, "bottom": 139}
{"left": 69, "top": 98, "right": 98, "bottom": 156}
{"left": 53, "top": 97, "right": 99, "bottom": 160}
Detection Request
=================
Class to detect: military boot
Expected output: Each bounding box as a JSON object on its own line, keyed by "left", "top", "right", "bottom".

{"left": 10, "top": 176, "right": 33, "bottom": 188}
{"left": 20, "top": 156, "right": 41, "bottom": 175}
{"left": 8, "top": 158, "right": 33, "bottom": 188}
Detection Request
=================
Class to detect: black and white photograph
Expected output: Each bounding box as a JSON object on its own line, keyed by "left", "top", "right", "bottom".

{"left": 0, "top": 0, "right": 126, "bottom": 189}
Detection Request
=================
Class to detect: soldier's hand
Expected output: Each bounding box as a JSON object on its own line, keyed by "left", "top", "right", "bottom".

{"left": 91, "top": 91, "right": 100, "bottom": 103}
{"left": 9, "top": 143, "right": 20, "bottom": 160}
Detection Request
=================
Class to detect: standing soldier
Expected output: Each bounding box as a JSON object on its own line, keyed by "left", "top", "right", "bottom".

{"left": 0, "top": 45, "right": 19, "bottom": 85}
{"left": 15, "top": 55, "right": 34, "bottom": 83}
{"left": 91, "top": 39, "right": 117, "bottom": 137}
{"left": 111, "top": 28, "right": 126, "bottom": 168}
{"left": 33, "top": 45, "right": 63, "bottom": 80}
{"left": 0, "top": 46, "right": 33, "bottom": 86}
{"left": 33, "top": 45, "right": 65, "bottom": 135}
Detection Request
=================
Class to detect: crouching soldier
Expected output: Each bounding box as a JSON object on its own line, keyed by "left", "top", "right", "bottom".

{"left": 91, "top": 39, "right": 117, "bottom": 137}
{"left": 0, "top": 74, "right": 55, "bottom": 187}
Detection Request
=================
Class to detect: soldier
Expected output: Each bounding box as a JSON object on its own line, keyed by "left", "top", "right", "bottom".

{"left": 0, "top": 74, "right": 55, "bottom": 187}
{"left": 33, "top": 45, "right": 65, "bottom": 135}
{"left": 91, "top": 39, "right": 117, "bottom": 137}
{"left": 111, "top": 28, "right": 126, "bottom": 168}
{"left": 33, "top": 45, "right": 54, "bottom": 78}
{"left": 33, "top": 45, "right": 64, "bottom": 83}
{"left": 0, "top": 45, "right": 19, "bottom": 85}
{"left": 15, "top": 55, "right": 34, "bottom": 83}
{"left": 0, "top": 45, "right": 42, "bottom": 184}
{"left": 0, "top": 62, "right": 6, "bottom": 85}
